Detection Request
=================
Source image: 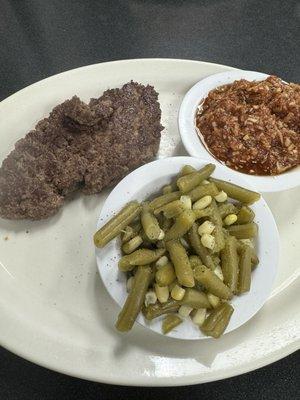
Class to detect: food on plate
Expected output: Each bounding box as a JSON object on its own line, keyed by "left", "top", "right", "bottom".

{"left": 201, "top": 302, "right": 234, "bottom": 339}
{"left": 94, "top": 201, "right": 141, "bottom": 248}
{"left": 94, "top": 163, "right": 261, "bottom": 338}
{"left": 0, "top": 82, "right": 163, "bottom": 220}
{"left": 196, "top": 76, "right": 300, "bottom": 175}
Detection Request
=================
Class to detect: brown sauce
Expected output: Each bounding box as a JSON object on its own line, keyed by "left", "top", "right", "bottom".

{"left": 195, "top": 76, "right": 300, "bottom": 175}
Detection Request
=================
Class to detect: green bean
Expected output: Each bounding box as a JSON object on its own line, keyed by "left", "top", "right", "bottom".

{"left": 122, "top": 235, "right": 143, "bottom": 254}
{"left": 165, "top": 210, "right": 196, "bottom": 241}
{"left": 164, "top": 166, "right": 196, "bottom": 195}
{"left": 121, "top": 221, "right": 142, "bottom": 243}
{"left": 218, "top": 203, "right": 238, "bottom": 219}
{"left": 201, "top": 303, "right": 234, "bottom": 338}
{"left": 177, "top": 164, "right": 215, "bottom": 193}
{"left": 221, "top": 236, "right": 239, "bottom": 293}
{"left": 236, "top": 206, "right": 255, "bottom": 224}
{"left": 210, "top": 178, "right": 260, "bottom": 204}
{"left": 141, "top": 204, "right": 163, "bottom": 241}
{"left": 138, "top": 230, "right": 155, "bottom": 249}
{"left": 187, "top": 182, "right": 219, "bottom": 202}
{"left": 162, "top": 185, "right": 173, "bottom": 194}
{"left": 155, "top": 262, "right": 176, "bottom": 286}
{"left": 209, "top": 200, "right": 225, "bottom": 252}
{"left": 227, "top": 223, "right": 258, "bottom": 239}
{"left": 193, "top": 265, "right": 233, "bottom": 300}
{"left": 188, "top": 223, "right": 216, "bottom": 270}
{"left": 118, "top": 248, "right": 165, "bottom": 272}
{"left": 115, "top": 265, "right": 152, "bottom": 332}
{"left": 166, "top": 240, "right": 195, "bottom": 287}
{"left": 212, "top": 255, "right": 221, "bottom": 265}
{"left": 251, "top": 253, "right": 259, "bottom": 269}
{"left": 237, "top": 246, "right": 252, "bottom": 293}
{"left": 149, "top": 192, "right": 181, "bottom": 211}
{"left": 161, "top": 215, "right": 173, "bottom": 231}
{"left": 162, "top": 314, "right": 183, "bottom": 334}
{"left": 94, "top": 201, "right": 141, "bottom": 248}
{"left": 156, "top": 240, "right": 166, "bottom": 249}
{"left": 180, "top": 288, "right": 211, "bottom": 309}
{"left": 189, "top": 255, "right": 202, "bottom": 269}
{"left": 193, "top": 206, "right": 213, "bottom": 220}
{"left": 154, "top": 200, "right": 186, "bottom": 219}
{"left": 142, "top": 299, "right": 180, "bottom": 320}
{"left": 236, "top": 241, "right": 259, "bottom": 268}
{"left": 179, "top": 165, "right": 197, "bottom": 176}
{"left": 121, "top": 226, "right": 134, "bottom": 243}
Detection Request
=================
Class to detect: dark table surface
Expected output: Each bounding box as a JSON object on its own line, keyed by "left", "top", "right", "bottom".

{"left": 0, "top": 0, "right": 299, "bottom": 398}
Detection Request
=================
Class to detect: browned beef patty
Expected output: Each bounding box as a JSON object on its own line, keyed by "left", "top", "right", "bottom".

{"left": 0, "top": 82, "right": 163, "bottom": 220}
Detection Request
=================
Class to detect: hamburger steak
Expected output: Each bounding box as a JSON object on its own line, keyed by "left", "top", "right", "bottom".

{"left": 0, "top": 82, "right": 163, "bottom": 220}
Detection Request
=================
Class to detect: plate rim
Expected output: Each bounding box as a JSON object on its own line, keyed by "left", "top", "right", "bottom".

{"left": 0, "top": 58, "right": 298, "bottom": 386}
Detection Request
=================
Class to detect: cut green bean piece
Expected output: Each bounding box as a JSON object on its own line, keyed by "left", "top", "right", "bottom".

{"left": 218, "top": 203, "right": 238, "bottom": 219}
{"left": 141, "top": 204, "right": 163, "bottom": 241}
{"left": 228, "top": 223, "right": 258, "bottom": 239}
{"left": 189, "top": 255, "right": 203, "bottom": 269}
{"left": 179, "top": 165, "right": 197, "bottom": 176}
{"left": 161, "top": 215, "right": 173, "bottom": 232}
{"left": 119, "top": 248, "right": 165, "bottom": 272}
{"left": 201, "top": 303, "right": 234, "bottom": 338}
{"left": 236, "top": 241, "right": 259, "bottom": 268}
{"left": 221, "top": 236, "right": 239, "bottom": 293}
{"left": 121, "top": 226, "right": 134, "bottom": 243}
{"left": 193, "top": 206, "right": 213, "bottom": 220}
{"left": 180, "top": 288, "right": 211, "bottom": 309}
{"left": 188, "top": 223, "right": 216, "bottom": 270}
{"left": 209, "top": 200, "right": 225, "bottom": 253}
{"left": 122, "top": 235, "right": 143, "bottom": 254}
{"left": 165, "top": 210, "right": 196, "bottom": 241}
{"left": 154, "top": 200, "right": 186, "bottom": 219}
{"left": 155, "top": 262, "right": 176, "bottom": 286}
{"left": 177, "top": 164, "right": 215, "bottom": 193}
{"left": 162, "top": 185, "right": 173, "bottom": 194}
{"left": 142, "top": 299, "right": 180, "bottom": 320}
{"left": 251, "top": 253, "right": 259, "bottom": 269}
{"left": 166, "top": 240, "right": 195, "bottom": 287}
{"left": 162, "top": 314, "right": 183, "bottom": 334}
{"left": 210, "top": 178, "right": 260, "bottom": 204}
{"left": 140, "top": 229, "right": 155, "bottom": 244}
{"left": 156, "top": 240, "right": 166, "bottom": 249}
{"left": 94, "top": 201, "right": 141, "bottom": 248}
{"left": 193, "top": 265, "right": 233, "bottom": 300}
{"left": 236, "top": 206, "right": 255, "bottom": 224}
{"left": 149, "top": 192, "right": 181, "bottom": 211}
{"left": 121, "top": 221, "right": 142, "bottom": 243}
{"left": 237, "top": 245, "right": 252, "bottom": 293}
{"left": 116, "top": 265, "right": 152, "bottom": 332}
{"left": 187, "top": 182, "right": 219, "bottom": 202}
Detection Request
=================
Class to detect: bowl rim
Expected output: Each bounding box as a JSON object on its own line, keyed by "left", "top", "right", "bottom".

{"left": 178, "top": 70, "right": 300, "bottom": 192}
{"left": 95, "top": 156, "right": 279, "bottom": 340}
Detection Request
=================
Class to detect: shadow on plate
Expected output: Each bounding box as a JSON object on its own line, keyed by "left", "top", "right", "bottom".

{"left": 92, "top": 270, "right": 260, "bottom": 369}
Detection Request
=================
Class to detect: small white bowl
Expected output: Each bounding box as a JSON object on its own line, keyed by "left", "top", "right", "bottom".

{"left": 178, "top": 70, "right": 300, "bottom": 192}
{"left": 95, "top": 156, "right": 279, "bottom": 340}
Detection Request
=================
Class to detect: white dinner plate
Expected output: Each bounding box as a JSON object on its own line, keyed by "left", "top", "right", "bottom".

{"left": 0, "top": 59, "right": 299, "bottom": 386}
{"left": 96, "top": 156, "right": 279, "bottom": 339}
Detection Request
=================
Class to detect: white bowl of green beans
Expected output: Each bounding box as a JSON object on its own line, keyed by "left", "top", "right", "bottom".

{"left": 94, "top": 157, "right": 279, "bottom": 340}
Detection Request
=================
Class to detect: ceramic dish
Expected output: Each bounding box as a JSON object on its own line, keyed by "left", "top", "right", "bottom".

{"left": 178, "top": 70, "right": 300, "bottom": 192}
{"left": 0, "top": 59, "right": 299, "bottom": 386}
{"left": 96, "top": 156, "right": 279, "bottom": 340}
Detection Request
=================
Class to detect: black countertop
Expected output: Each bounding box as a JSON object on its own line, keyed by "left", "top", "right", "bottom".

{"left": 0, "top": 0, "right": 299, "bottom": 398}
